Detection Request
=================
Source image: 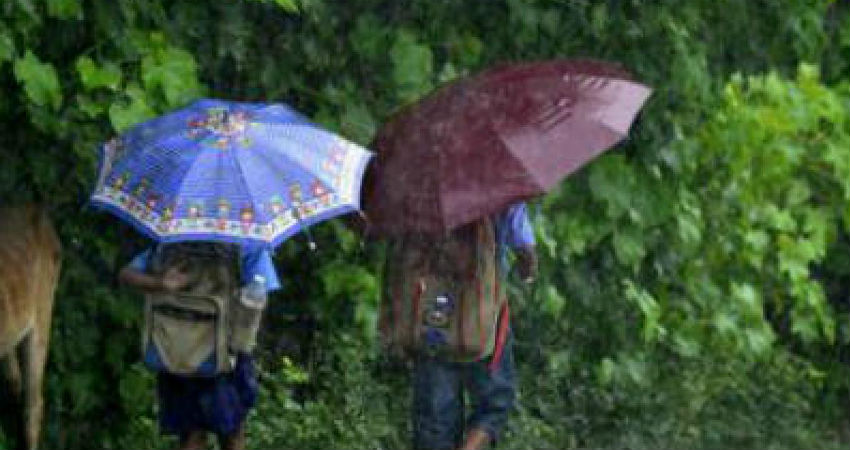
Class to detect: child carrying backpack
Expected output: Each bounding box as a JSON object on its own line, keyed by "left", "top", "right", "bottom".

{"left": 379, "top": 203, "right": 537, "bottom": 450}
{"left": 119, "top": 241, "right": 280, "bottom": 450}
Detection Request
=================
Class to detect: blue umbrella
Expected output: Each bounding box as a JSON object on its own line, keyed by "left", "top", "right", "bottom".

{"left": 91, "top": 99, "right": 373, "bottom": 248}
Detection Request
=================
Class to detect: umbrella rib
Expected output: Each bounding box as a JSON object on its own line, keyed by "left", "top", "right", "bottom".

{"left": 491, "top": 124, "right": 548, "bottom": 192}
{"left": 492, "top": 112, "right": 634, "bottom": 193}
{"left": 166, "top": 141, "right": 219, "bottom": 230}
{"left": 118, "top": 133, "right": 201, "bottom": 238}
{"left": 229, "top": 141, "right": 255, "bottom": 237}
{"left": 244, "top": 123, "right": 369, "bottom": 234}
{"left": 168, "top": 146, "right": 199, "bottom": 228}
{"left": 243, "top": 128, "right": 315, "bottom": 229}
{"left": 162, "top": 134, "right": 208, "bottom": 204}
{"left": 253, "top": 123, "right": 341, "bottom": 187}
{"left": 436, "top": 145, "right": 448, "bottom": 233}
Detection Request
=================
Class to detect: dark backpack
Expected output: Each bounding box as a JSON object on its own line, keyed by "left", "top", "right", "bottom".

{"left": 142, "top": 242, "right": 240, "bottom": 376}
{"left": 379, "top": 218, "right": 505, "bottom": 361}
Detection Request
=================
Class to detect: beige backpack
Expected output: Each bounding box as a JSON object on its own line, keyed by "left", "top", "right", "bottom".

{"left": 142, "top": 243, "right": 240, "bottom": 376}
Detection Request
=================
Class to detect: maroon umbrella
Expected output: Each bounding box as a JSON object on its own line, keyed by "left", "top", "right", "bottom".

{"left": 364, "top": 59, "right": 652, "bottom": 235}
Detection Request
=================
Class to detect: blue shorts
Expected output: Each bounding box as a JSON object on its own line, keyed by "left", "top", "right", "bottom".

{"left": 156, "top": 353, "right": 258, "bottom": 436}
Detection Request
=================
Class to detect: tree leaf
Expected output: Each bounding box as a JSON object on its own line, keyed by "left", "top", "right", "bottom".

{"left": 624, "top": 280, "right": 662, "bottom": 342}
{"left": 613, "top": 225, "right": 646, "bottom": 267}
{"left": 340, "top": 102, "right": 376, "bottom": 145}
{"left": 390, "top": 30, "right": 433, "bottom": 102}
{"left": 108, "top": 84, "right": 155, "bottom": 132}
{"left": 141, "top": 45, "right": 203, "bottom": 107}
{"left": 75, "top": 93, "right": 106, "bottom": 117}
{"left": 45, "top": 0, "right": 82, "bottom": 19}
{"left": 349, "top": 14, "right": 387, "bottom": 61}
{"left": 273, "top": 0, "right": 299, "bottom": 13}
{"left": 542, "top": 285, "right": 566, "bottom": 318}
{"left": 13, "top": 49, "right": 62, "bottom": 111}
{"left": 75, "top": 56, "right": 122, "bottom": 91}
{"left": 0, "top": 29, "right": 14, "bottom": 63}
{"left": 588, "top": 154, "right": 635, "bottom": 219}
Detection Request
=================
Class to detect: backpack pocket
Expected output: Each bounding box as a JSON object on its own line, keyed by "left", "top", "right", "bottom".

{"left": 380, "top": 221, "right": 503, "bottom": 362}
{"left": 143, "top": 293, "right": 231, "bottom": 376}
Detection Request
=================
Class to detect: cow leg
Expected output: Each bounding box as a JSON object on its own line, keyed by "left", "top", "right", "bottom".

{"left": 2, "top": 348, "right": 25, "bottom": 448}
{"left": 20, "top": 329, "right": 47, "bottom": 450}
{"left": 22, "top": 257, "right": 58, "bottom": 450}
{"left": 2, "top": 350, "right": 23, "bottom": 402}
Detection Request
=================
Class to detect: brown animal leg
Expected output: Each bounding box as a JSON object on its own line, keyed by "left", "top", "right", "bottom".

{"left": 23, "top": 252, "right": 58, "bottom": 450}
{"left": 2, "top": 348, "right": 25, "bottom": 447}
{"left": 2, "top": 350, "right": 23, "bottom": 402}
{"left": 20, "top": 329, "right": 48, "bottom": 450}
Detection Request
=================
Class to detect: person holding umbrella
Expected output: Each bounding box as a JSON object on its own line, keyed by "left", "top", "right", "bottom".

{"left": 92, "top": 99, "right": 373, "bottom": 449}
{"left": 366, "top": 59, "right": 651, "bottom": 450}
{"left": 119, "top": 242, "right": 279, "bottom": 450}
{"left": 396, "top": 202, "right": 538, "bottom": 450}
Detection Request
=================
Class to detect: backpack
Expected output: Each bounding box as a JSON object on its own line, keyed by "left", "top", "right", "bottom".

{"left": 379, "top": 218, "right": 505, "bottom": 362}
{"left": 142, "top": 242, "right": 240, "bottom": 377}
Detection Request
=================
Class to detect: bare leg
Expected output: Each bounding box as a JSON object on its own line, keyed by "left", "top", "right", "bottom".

{"left": 218, "top": 423, "right": 245, "bottom": 450}
{"left": 178, "top": 430, "right": 208, "bottom": 450}
{"left": 459, "top": 427, "right": 490, "bottom": 450}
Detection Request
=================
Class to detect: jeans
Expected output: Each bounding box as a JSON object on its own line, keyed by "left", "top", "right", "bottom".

{"left": 412, "top": 330, "right": 516, "bottom": 450}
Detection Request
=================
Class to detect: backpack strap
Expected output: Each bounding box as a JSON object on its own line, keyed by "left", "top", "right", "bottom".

{"left": 411, "top": 278, "right": 425, "bottom": 346}
{"left": 147, "top": 243, "right": 162, "bottom": 273}
{"left": 212, "top": 243, "right": 242, "bottom": 285}
{"left": 475, "top": 219, "right": 496, "bottom": 361}
{"left": 475, "top": 276, "right": 487, "bottom": 361}
{"left": 390, "top": 281, "right": 402, "bottom": 345}
{"left": 487, "top": 299, "right": 510, "bottom": 373}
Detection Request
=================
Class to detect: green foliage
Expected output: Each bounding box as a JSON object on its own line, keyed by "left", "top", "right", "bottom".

{"left": 390, "top": 29, "right": 434, "bottom": 103}
{"left": 248, "top": 335, "right": 408, "bottom": 450}
{"left": 108, "top": 84, "right": 156, "bottom": 132}
{"left": 0, "top": 0, "right": 848, "bottom": 449}
{"left": 249, "top": 0, "right": 301, "bottom": 14}
{"left": 45, "top": 0, "right": 82, "bottom": 20}
{"left": 13, "top": 50, "right": 61, "bottom": 111}
{"left": 75, "top": 57, "right": 122, "bottom": 92}
{"left": 0, "top": 28, "right": 14, "bottom": 63}
{"left": 139, "top": 34, "right": 204, "bottom": 108}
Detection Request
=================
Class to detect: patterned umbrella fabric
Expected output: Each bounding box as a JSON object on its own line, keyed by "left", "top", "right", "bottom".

{"left": 91, "top": 99, "right": 373, "bottom": 248}
{"left": 364, "top": 59, "right": 652, "bottom": 234}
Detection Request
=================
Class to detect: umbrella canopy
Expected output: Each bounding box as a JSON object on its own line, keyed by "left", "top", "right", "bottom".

{"left": 91, "top": 99, "right": 373, "bottom": 248}
{"left": 364, "top": 59, "right": 652, "bottom": 234}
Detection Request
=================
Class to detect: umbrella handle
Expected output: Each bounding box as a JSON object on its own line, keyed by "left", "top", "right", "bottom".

{"left": 305, "top": 230, "right": 317, "bottom": 251}
{"left": 292, "top": 209, "right": 318, "bottom": 252}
